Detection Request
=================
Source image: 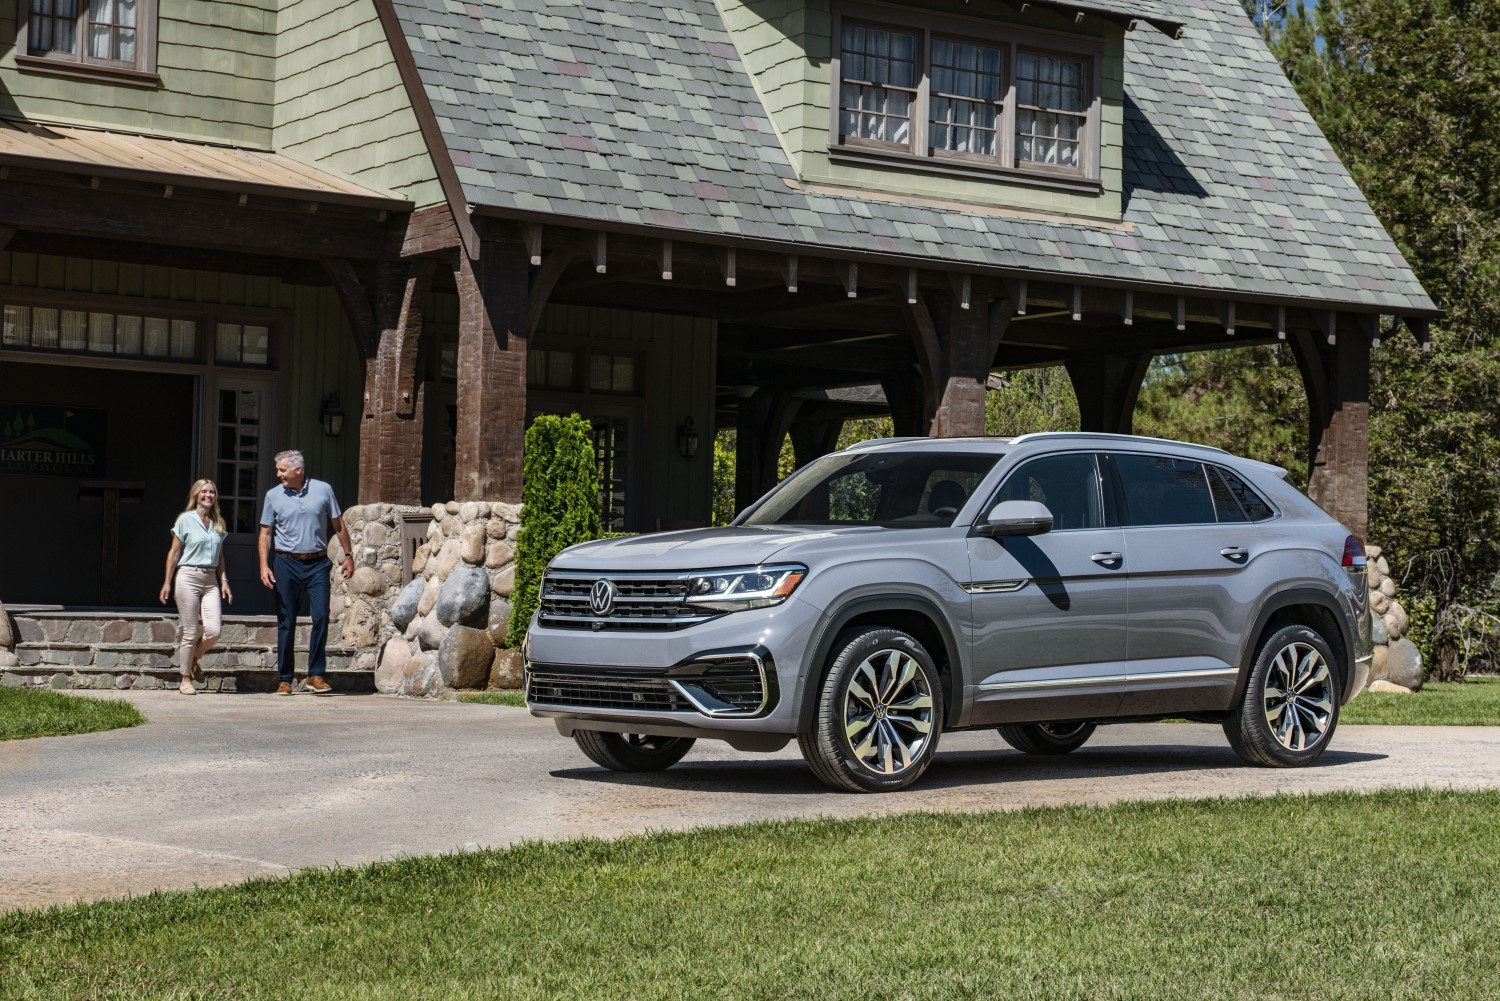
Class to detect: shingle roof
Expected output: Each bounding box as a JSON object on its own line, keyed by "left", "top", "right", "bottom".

{"left": 389, "top": 0, "right": 1435, "bottom": 316}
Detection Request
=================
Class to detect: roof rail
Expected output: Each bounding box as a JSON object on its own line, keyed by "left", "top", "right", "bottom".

{"left": 842, "top": 436, "right": 928, "bottom": 450}
{"left": 1008, "top": 431, "right": 1230, "bottom": 455}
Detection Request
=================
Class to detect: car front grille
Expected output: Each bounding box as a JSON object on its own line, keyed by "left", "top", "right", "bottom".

{"left": 526, "top": 653, "right": 775, "bottom": 718}
{"left": 525, "top": 669, "right": 691, "bottom": 713}
{"left": 538, "top": 571, "right": 720, "bottom": 631}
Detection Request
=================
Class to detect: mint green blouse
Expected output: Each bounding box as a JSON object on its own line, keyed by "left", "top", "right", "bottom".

{"left": 172, "top": 512, "right": 226, "bottom": 569}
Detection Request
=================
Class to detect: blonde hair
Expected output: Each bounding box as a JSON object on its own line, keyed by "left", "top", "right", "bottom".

{"left": 182, "top": 479, "right": 227, "bottom": 534}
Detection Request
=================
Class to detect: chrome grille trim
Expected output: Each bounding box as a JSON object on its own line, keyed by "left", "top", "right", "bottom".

{"left": 539, "top": 569, "right": 721, "bottom": 630}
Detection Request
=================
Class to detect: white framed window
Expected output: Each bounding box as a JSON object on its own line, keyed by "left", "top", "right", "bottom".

{"left": 831, "top": 3, "right": 1102, "bottom": 183}
{"left": 18, "top": 0, "right": 160, "bottom": 85}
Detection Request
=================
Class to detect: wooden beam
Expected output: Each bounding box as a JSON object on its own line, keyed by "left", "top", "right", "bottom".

{"left": 900, "top": 290, "right": 943, "bottom": 408}
{"left": 782, "top": 255, "right": 798, "bottom": 293}
{"left": 657, "top": 239, "right": 673, "bottom": 280}
{"left": 320, "top": 258, "right": 379, "bottom": 361}
{"left": 1173, "top": 296, "right": 1186, "bottom": 331}
{"left": 1317, "top": 309, "right": 1338, "bottom": 345}
{"left": 395, "top": 205, "right": 461, "bottom": 258}
{"left": 1408, "top": 317, "right": 1431, "bottom": 350}
{"left": 1071, "top": 285, "right": 1083, "bottom": 322}
{"left": 1355, "top": 312, "right": 1379, "bottom": 347}
{"left": 1002, "top": 278, "right": 1027, "bottom": 315}
{"left": 1121, "top": 289, "right": 1134, "bottom": 326}
{"left": 592, "top": 231, "right": 607, "bottom": 274}
{"left": 722, "top": 247, "right": 737, "bottom": 287}
{"left": 1275, "top": 304, "right": 1287, "bottom": 340}
{"left": 527, "top": 250, "right": 576, "bottom": 338}
{"left": 907, "top": 269, "right": 919, "bottom": 305}
{"left": 841, "top": 261, "right": 858, "bottom": 298}
{"left": 1216, "top": 300, "right": 1236, "bottom": 336}
{"left": 952, "top": 273, "right": 972, "bottom": 310}
{"left": 521, "top": 223, "right": 543, "bottom": 266}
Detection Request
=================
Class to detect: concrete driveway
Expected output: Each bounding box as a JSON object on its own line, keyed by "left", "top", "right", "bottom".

{"left": 5, "top": 690, "right": 1500, "bottom": 912}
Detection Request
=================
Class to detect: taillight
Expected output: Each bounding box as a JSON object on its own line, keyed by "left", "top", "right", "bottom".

{"left": 1341, "top": 535, "right": 1366, "bottom": 568}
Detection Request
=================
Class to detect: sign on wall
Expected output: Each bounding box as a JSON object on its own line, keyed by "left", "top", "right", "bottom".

{"left": 0, "top": 405, "right": 106, "bottom": 476}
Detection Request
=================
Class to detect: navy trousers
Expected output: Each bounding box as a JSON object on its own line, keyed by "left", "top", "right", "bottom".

{"left": 272, "top": 553, "right": 331, "bottom": 682}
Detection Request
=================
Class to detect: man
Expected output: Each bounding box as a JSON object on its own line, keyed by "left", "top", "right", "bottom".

{"left": 258, "top": 449, "right": 354, "bottom": 696}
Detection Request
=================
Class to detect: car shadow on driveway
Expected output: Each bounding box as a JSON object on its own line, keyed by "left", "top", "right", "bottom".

{"left": 548, "top": 744, "right": 1387, "bottom": 796}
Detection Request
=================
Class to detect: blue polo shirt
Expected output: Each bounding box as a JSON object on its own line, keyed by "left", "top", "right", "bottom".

{"left": 260, "top": 478, "right": 342, "bottom": 555}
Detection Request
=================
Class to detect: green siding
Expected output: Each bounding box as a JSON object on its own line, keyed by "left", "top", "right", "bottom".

{"left": 534, "top": 305, "right": 717, "bottom": 529}
{"left": 716, "top": 0, "right": 1124, "bottom": 220}
{"left": 0, "top": 1, "right": 278, "bottom": 146}
{"left": 273, "top": 0, "right": 443, "bottom": 205}
{"left": 0, "top": 250, "right": 362, "bottom": 504}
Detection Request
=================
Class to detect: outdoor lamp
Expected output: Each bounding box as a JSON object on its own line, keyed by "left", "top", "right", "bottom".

{"left": 677, "top": 416, "right": 699, "bottom": 458}
{"left": 321, "top": 392, "right": 344, "bottom": 438}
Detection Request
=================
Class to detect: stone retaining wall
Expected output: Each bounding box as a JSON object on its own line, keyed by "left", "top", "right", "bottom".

{"left": 374, "top": 500, "right": 524, "bottom": 697}
{"left": 1364, "top": 544, "right": 1423, "bottom": 692}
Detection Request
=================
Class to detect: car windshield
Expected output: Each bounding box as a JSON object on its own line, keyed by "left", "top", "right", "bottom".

{"left": 741, "top": 450, "right": 1002, "bottom": 528}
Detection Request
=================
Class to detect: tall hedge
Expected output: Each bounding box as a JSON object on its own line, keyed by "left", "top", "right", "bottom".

{"left": 508, "top": 414, "right": 603, "bottom": 645}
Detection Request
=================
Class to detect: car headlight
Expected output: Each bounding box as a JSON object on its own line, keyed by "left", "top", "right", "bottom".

{"left": 684, "top": 564, "right": 807, "bottom": 612}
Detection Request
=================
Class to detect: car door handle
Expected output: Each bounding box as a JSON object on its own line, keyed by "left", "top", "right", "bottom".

{"left": 1091, "top": 552, "right": 1123, "bottom": 567}
{"left": 1220, "top": 547, "right": 1250, "bottom": 562}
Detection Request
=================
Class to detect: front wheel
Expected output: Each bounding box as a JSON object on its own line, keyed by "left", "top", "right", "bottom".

{"left": 798, "top": 627, "right": 944, "bottom": 792}
{"left": 997, "top": 721, "right": 1096, "bottom": 755}
{"left": 573, "top": 731, "right": 695, "bottom": 772}
{"left": 1224, "top": 624, "right": 1340, "bottom": 767}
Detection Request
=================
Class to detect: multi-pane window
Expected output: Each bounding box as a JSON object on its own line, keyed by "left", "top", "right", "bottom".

{"left": 3, "top": 304, "right": 197, "bottom": 361}
{"left": 834, "top": 10, "right": 1098, "bottom": 180}
{"left": 214, "top": 323, "right": 272, "bottom": 367}
{"left": 22, "top": 0, "right": 155, "bottom": 76}
{"left": 1015, "top": 51, "right": 1088, "bottom": 169}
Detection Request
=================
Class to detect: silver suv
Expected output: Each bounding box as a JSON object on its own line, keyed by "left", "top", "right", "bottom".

{"left": 525, "top": 433, "right": 1372, "bottom": 792}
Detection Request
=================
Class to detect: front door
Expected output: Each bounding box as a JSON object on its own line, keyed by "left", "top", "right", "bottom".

{"left": 208, "top": 379, "right": 276, "bottom": 613}
{"left": 965, "top": 451, "right": 1129, "bottom": 725}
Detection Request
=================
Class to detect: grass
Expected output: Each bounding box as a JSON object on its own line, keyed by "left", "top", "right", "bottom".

{"left": 3, "top": 789, "right": 1499, "bottom": 1000}
{"left": 1342, "top": 674, "right": 1500, "bottom": 726}
{"left": 457, "top": 690, "right": 525, "bottom": 707}
{"left": 0, "top": 688, "right": 145, "bottom": 742}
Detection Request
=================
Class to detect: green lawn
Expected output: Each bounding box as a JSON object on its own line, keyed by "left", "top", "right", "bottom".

{"left": 0, "top": 688, "right": 145, "bottom": 742}
{"left": 1342, "top": 674, "right": 1500, "bottom": 725}
{"left": 457, "top": 690, "right": 525, "bottom": 707}
{"left": 3, "top": 789, "right": 1498, "bottom": 1000}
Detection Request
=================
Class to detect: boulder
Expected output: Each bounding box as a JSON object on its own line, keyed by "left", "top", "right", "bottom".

{"left": 460, "top": 501, "right": 481, "bottom": 523}
{"left": 486, "top": 518, "right": 507, "bottom": 540}
{"left": 412, "top": 547, "right": 428, "bottom": 577}
{"left": 461, "top": 523, "right": 487, "bottom": 565}
{"left": 442, "top": 515, "right": 463, "bottom": 538}
{"left": 491, "top": 565, "right": 515, "bottom": 598}
{"left": 1366, "top": 563, "right": 1382, "bottom": 589}
{"left": 489, "top": 647, "right": 525, "bottom": 690}
{"left": 436, "top": 565, "right": 489, "bottom": 627}
{"left": 438, "top": 626, "right": 494, "bottom": 689}
{"left": 0, "top": 602, "right": 12, "bottom": 648}
{"left": 1376, "top": 555, "right": 1389, "bottom": 577}
{"left": 487, "top": 597, "right": 511, "bottom": 648}
{"left": 375, "top": 636, "right": 411, "bottom": 693}
{"left": 349, "top": 566, "right": 386, "bottom": 597}
{"left": 1385, "top": 638, "right": 1424, "bottom": 691}
{"left": 340, "top": 599, "right": 379, "bottom": 649}
{"left": 50, "top": 672, "right": 70, "bottom": 689}
{"left": 434, "top": 539, "right": 462, "bottom": 581}
{"left": 1384, "top": 600, "right": 1409, "bottom": 640}
{"left": 1379, "top": 576, "right": 1396, "bottom": 598}
{"left": 1369, "top": 679, "right": 1413, "bottom": 694}
{"left": 1368, "top": 643, "right": 1389, "bottom": 683}
{"left": 1366, "top": 544, "right": 1382, "bottom": 560}
{"left": 1371, "top": 590, "right": 1390, "bottom": 615}
{"left": 402, "top": 653, "right": 439, "bottom": 697}
{"left": 364, "top": 522, "right": 388, "bottom": 548}
{"left": 413, "top": 613, "right": 446, "bottom": 652}
{"left": 1, "top": 671, "right": 25, "bottom": 688}
{"left": 390, "top": 578, "right": 426, "bottom": 632}
{"left": 485, "top": 540, "right": 514, "bottom": 569}
{"left": 0, "top": 651, "right": 19, "bottom": 668}
{"left": 418, "top": 576, "right": 441, "bottom": 616}
{"left": 1370, "top": 610, "right": 1390, "bottom": 645}
{"left": 430, "top": 502, "right": 449, "bottom": 519}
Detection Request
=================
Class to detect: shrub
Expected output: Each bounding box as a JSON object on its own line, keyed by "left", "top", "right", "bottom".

{"left": 508, "top": 414, "right": 602, "bottom": 646}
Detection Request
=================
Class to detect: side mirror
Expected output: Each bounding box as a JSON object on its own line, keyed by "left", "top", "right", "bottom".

{"left": 977, "top": 500, "right": 1053, "bottom": 537}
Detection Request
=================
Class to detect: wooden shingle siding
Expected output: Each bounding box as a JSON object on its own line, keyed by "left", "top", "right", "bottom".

{"left": 273, "top": 0, "right": 443, "bottom": 207}
{"left": 0, "top": 1, "right": 277, "bottom": 147}
{"left": 0, "top": 250, "right": 362, "bottom": 504}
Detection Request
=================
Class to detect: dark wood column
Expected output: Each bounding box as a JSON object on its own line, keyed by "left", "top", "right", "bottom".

{"left": 789, "top": 418, "right": 842, "bottom": 470}
{"left": 904, "top": 282, "right": 995, "bottom": 437}
{"left": 1291, "top": 325, "right": 1369, "bottom": 537}
{"left": 880, "top": 370, "right": 927, "bottom": 437}
{"left": 1064, "top": 348, "right": 1151, "bottom": 435}
{"left": 735, "top": 389, "right": 801, "bottom": 513}
{"left": 453, "top": 235, "right": 529, "bottom": 502}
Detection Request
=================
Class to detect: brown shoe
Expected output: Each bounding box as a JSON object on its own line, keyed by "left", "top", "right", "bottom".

{"left": 306, "top": 676, "right": 333, "bottom": 695}
{"left": 275, "top": 681, "right": 293, "bottom": 696}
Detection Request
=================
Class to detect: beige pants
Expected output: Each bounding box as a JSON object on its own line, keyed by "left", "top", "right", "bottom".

{"left": 174, "top": 566, "right": 222, "bottom": 676}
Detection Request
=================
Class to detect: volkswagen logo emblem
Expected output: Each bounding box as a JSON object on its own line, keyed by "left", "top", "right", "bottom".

{"left": 589, "top": 579, "right": 617, "bottom": 616}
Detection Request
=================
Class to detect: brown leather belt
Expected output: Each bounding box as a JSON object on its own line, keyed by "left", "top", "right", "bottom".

{"left": 276, "top": 550, "right": 327, "bottom": 562}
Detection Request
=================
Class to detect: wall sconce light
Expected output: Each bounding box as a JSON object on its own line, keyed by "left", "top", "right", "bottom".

{"left": 676, "top": 416, "right": 699, "bottom": 459}
{"left": 321, "top": 392, "right": 344, "bottom": 438}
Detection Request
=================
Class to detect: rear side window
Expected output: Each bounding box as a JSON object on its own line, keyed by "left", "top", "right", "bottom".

{"left": 1214, "top": 465, "right": 1277, "bottom": 522}
{"left": 1207, "top": 468, "right": 1248, "bottom": 523}
{"left": 1113, "top": 453, "right": 1215, "bottom": 526}
{"left": 992, "top": 453, "right": 1104, "bottom": 531}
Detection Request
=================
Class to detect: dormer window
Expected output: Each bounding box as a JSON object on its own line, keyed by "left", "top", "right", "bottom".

{"left": 17, "top": 0, "right": 160, "bottom": 86}
{"left": 831, "top": 4, "right": 1101, "bottom": 185}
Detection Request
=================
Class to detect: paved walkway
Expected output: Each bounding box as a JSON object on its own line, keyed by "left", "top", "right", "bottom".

{"left": 5, "top": 690, "right": 1500, "bottom": 912}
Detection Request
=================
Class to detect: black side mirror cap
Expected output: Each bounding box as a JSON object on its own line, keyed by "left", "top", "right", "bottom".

{"left": 975, "top": 500, "right": 1054, "bottom": 537}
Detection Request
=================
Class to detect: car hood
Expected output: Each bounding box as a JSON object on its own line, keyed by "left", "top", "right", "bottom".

{"left": 548, "top": 525, "right": 890, "bottom": 573}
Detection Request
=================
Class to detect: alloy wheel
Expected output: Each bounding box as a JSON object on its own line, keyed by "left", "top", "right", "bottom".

{"left": 1262, "top": 641, "right": 1335, "bottom": 751}
{"left": 842, "top": 648, "right": 936, "bottom": 775}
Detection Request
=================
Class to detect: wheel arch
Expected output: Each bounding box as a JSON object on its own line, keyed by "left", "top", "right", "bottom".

{"left": 795, "top": 594, "right": 965, "bottom": 733}
{"left": 1234, "top": 588, "right": 1354, "bottom": 706}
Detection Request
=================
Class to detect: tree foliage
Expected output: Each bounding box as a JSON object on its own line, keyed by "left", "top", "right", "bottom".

{"left": 509, "top": 414, "right": 603, "bottom": 646}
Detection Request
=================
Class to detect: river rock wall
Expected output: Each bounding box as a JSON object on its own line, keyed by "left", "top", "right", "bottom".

{"left": 1364, "top": 545, "right": 1423, "bottom": 692}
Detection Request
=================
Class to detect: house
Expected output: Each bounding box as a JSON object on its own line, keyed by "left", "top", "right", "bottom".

{"left": 0, "top": 0, "right": 1436, "bottom": 613}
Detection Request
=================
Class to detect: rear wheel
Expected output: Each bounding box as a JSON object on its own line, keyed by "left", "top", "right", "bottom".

{"left": 997, "top": 721, "right": 1096, "bottom": 755}
{"left": 573, "top": 731, "right": 695, "bottom": 772}
{"left": 798, "top": 627, "right": 943, "bottom": 792}
{"left": 1224, "top": 624, "right": 1340, "bottom": 767}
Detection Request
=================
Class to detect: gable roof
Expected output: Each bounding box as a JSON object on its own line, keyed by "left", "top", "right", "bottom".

{"left": 386, "top": 0, "right": 1436, "bottom": 317}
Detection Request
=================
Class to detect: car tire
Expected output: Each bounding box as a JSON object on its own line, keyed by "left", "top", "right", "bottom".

{"left": 997, "top": 721, "right": 1097, "bottom": 755}
{"left": 798, "top": 627, "right": 944, "bottom": 793}
{"left": 573, "top": 731, "right": 696, "bottom": 772}
{"left": 1224, "top": 624, "right": 1341, "bottom": 767}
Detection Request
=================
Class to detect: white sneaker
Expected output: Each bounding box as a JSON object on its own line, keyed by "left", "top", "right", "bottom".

{"left": 179, "top": 679, "right": 196, "bottom": 695}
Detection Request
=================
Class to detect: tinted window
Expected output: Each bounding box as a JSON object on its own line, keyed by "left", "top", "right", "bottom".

{"left": 744, "top": 451, "right": 1001, "bottom": 527}
{"left": 1207, "top": 467, "right": 1248, "bottom": 523}
{"left": 1216, "top": 466, "right": 1276, "bottom": 522}
{"left": 1114, "top": 453, "right": 1215, "bottom": 526}
{"left": 993, "top": 453, "right": 1103, "bottom": 531}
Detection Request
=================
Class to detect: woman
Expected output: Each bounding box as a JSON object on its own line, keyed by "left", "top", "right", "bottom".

{"left": 160, "top": 479, "right": 233, "bottom": 694}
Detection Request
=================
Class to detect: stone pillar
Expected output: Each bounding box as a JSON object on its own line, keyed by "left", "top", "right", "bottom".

{"left": 1293, "top": 326, "right": 1369, "bottom": 537}
{"left": 928, "top": 292, "right": 991, "bottom": 437}
{"left": 1064, "top": 348, "right": 1151, "bottom": 435}
{"left": 453, "top": 235, "right": 529, "bottom": 502}
{"left": 359, "top": 259, "right": 435, "bottom": 505}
